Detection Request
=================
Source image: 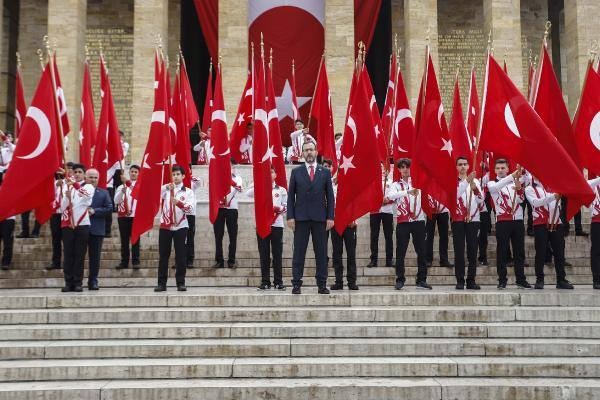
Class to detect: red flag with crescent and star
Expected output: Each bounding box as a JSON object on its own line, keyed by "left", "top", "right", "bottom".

{"left": 478, "top": 53, "right": 593, "bottom": 220}
{"left": 391, "top": 67, "right": 415, "bottom": 180}
{"left": 267, "top": 57, "right": 287, "bottom": 188}
{"left": 52, "top": 55, "right": 70, "bottom": 137}
{"left": 0, "top": 64, "right": 59, "bottom": 223}
{"left": 449, "top": 75, "right": 471, "bottom": 163}
{"left": 310, "top": 56, "right": 337, "bottom": 172}
{"left": 381, "top": 55, "right": 397, "bottom": 157}
{"left": 572, "top": 62, "right": 600, "bottom": 178}
{"left": 201, "top": 63, "right": 213, "bottom": 133}
{"left": 79, "top": 60, "right": 96, "bottom": 167}
{"left": 229, "top": 72, "right": 253, "bottom": 164}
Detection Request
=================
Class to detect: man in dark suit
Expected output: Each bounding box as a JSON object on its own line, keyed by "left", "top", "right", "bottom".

{"left": 84, "top": 169, "right": 113, "bottom": 290}
{"left": 287, "top": 140, "right": 335, "bottom": 294}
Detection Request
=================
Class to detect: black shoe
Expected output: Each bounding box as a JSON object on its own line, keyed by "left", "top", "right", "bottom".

{"left": 186, "top": 261, "right": 194, "bottom": 268}
{"left": 115, "top": 263, "right": 128, "bottom": 270}
{"left": 455, "top": 282, "right": 464, "bottom": 290}
{"left": 497, "top": 282, "right": 507, "bottom": 290}
{"left": 105, "top": 234, "right": 112, "bottom": 238}
{"left": 274, "top": 284, "right": 286, "bottom": 291}
{"left": 593, "top": 283, "right": 600, "bottom": 290}
{"left": 45, "top": 264, "right": 61, "bottom": 271}
{"left": 534, "top": 280, "right": 544, "bottom": 290}
{"left": 177, "top": 285, "right": 187, "bottom": 292}
{"left": 257, "top": 283, "right": 271, "bottom": 291}
{"left": 227, "top": 262, "right": 237, "bottom": 269}
{"left": 73, "top": 286, "right": 83, "bottom": 292}
{"left": 88, "top": 283, "right": 99, "bottom": 291}
{"left": 466, "top": 282, "right": 481, "bottom": 290}
{"left": 154, "top": 285, "right": 166, "bottom": 292}
{"left": 365, "top": 261, "right": 377, "bottom": 268}
{"left": 524, "top": 262, "right": 530, "bottom": 268}
{"left": 318, "top": 287, "right": 330, "bottom": 294}
{"left": 132, "top": 260, "right": 140, "bottom": 266}
{"left": 416, "top": 281, "right": 432, "bottom": 290}
{"left": 0, "top": 264, "right": 9, "bottom": 271}
{"left": 60, "top": 286, "right": 72, "bottom": 292}
{"left": 395, "top": 281, "right": 404, "bottom": 290}
{"left": 425, "top": 261, "right": 432, "bottom": 268}
{"left": 517, "top": 281, "right": 532, "bottom": 289}
{"left": 440, "top": 261, "right": 454, "bottom": 268}
{"left": 479, "top": 259, "right": 488, "bottom": 266}
{"left": 348, "top": 283, "right": 359, "bottom": 290}
{"left": 292, "top": 286, "right": 301, "bottom": 295}
{"left": 330, "top": 283, "right": 343, "bottom": 290}
{"left": 526, "top": 229, "right": 534, "bottom": 237}
{"left": 30, "top": 233, "right": 40, "bottom": 238}
{"left": 556, "top": 280, "right": 574, "bottom": 290}
{"left": 544, "top": 260, "right": 553, "bottom": 267}
{"left": 171, "top": 264, "right": 176, "bottom": 269}
{"left": 16, "top": 233, "right": 29, "bottom": 239}
{"left": 576, "top": 231, "right": 589, "bottom": 237}
{"left": 564, "top": 261, "right": 572, "bottom": 267}
{"left": 212, "top": 262, "right": 224, "bottom": 268}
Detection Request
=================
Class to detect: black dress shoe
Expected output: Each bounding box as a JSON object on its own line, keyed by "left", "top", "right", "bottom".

{"left": 30, "top": 233, "right": 40, "bottom": 238}
{"left": 292, "top": 286, "right": 301, "bottom": 295}
{"left": 516, "top": 281, "right": 532, "bottom": 289}
{"left": 330, "top": 283, "right": 343, "bottom": 290}
{"left": 594, "top": 283, "right": 600, "bottom": 290}
{"left": 365, "top": 261, "right": 377, "bottom": 268}
{"left": 274, "top": 284, "right": 286, "bottom": 291}
{"left": 227, "top": 262, "right": 237, "bottom": 269}
{"left": 497, "top": 282, "right": 507, "bottom": 290}
{"left": 16, "top": 233, "right": 29, "bottom": 239}
{"left": 154, "top": 285, "right": 166, "bottom": 292}
{"left": 88, "top": 283, "right": 99, "bottom": 291}
{"left": 479, "top": 259, "right": 488, "bottom": 266}
{"left": 46, "top": 264, "right": 61, "bottom": 271}
{"left": 416, "top": 281, "right": 432, "bottom": 290}
{"left": 115, "top": 263, "right": 128, "bottom": 270}
{"left": 526, "top": 229, "right": 534, "bottom": 237}
{"left": 466, "top": 282, "right": 481, "bottom": 290}
{"left": 177, "top": 285, "right": 187, "bottom": 292}
{"left": 1, "top": 264, "right": 9, "bottom": 271}
{"left": 348, "top": 283, "right": 359, "bottom": 290}
{"left": 440, "top": 261, "right": 454, "bottom": 268}
{"left": 425, "top": 261, "right": 432, "bottom": 268}
{"left": 257, "top": 283, "right": 271, "bottom": 291}
{"left": 186, "top": 261, "right": 194, "bottom": 268}
{"left": 455, "top": 282, "right": 464, "bottom": 290}
{"left": 575, "top": 231, "right": 589, "bottom": 237}
{"left": 556, "top": 280, "right": 574, "bottom": 290}
{"left": 132, "top": 261, "right": 140, "bottom": 269}
{"left": 318, "top": 287, "right": 330, "bottom": 294}
{"left": 73, "top": 286, "right": 83, "bottom": 292}
{"left": 105, "top": 234, "right": 112, "bottom": 238}
{"left": 534, "top": 280, "right": 544, "bottom": 290}
{"left": 61, "top": 286, "right": 72, "bottom": 292}
{"left": 395, "top": 281, "right": 404, "bottom": 290}
{"left": 211, "top": 262, "right": 224, "bottom": 268}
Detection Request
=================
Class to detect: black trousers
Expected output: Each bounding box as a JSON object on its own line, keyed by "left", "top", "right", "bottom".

{"left": 332, "top": 226, "right": 357, "bottom": 285}
{"left": 62, "top": 226, "right": 90, "bottom": 287}
{"left": 395, "top": 221, "right": 427, "bottom": 283}
{"left": 105, "top": 187, "right": 115, "bottom": 236}
{"left": 533, "top": 225, "right": 566, "bottom": 283}
{"left": 425, "top": 213, "right": 449, "bottom": 264}
{"left": 186, "top": 215, "right": 196, "bottom": 264}
{"left": 257, "top": 226, "right": 283, "bottom": 286}
{"left": 158, "top": 227, "right": 188, "bottom": 286}
{"left": 452, "top": 221, "right": 480, "bottom": 284}
{"left": 117, "top": 217, "right": 140, "bottom": 266}
{"left": 20, "top": 210, "right": 40, "bottom": 236}
{"left": 50, "top": 214, "right": 62, "bottom": 268}
{"left": 213, "top": 208, "right": 238, "bottom": 264}
{"left": 495, "top": 220, "right": 527, "bottom": 285}
{"left": 291, "top": 220, "right": 328, "bottom": 288}
{"left": 478, "top": 211, "right": 491, "bottom": 262}
{"left": 369, "top": 213, "right": 393, "bottom": 265}
{"left": 560, "top": 198, "right": 583, "bottom": 232}
{"left": 0, "top": 219, "right": 15, "bottom": 266}
{"left": 86, "top": 235, "right": 104, "bottom": 286}
{"left": 590, "top": 222, "right": 600, "bottom": 284}
{"left": 523, "top": 200, "right": 533, "bottom": 231}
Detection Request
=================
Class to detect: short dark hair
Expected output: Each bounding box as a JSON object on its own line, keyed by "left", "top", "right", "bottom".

{"left": 72, "top": 163, "right": 86, "bottom": 172}
{"left": 171, "top": 165, "right": 185, "bottom": 175}
{"left": 294, "top": 119, "right": 304, "bottom": 125}
{"left": 66, "top": 161, "right": 75, "bottom": 169}
{"left": 397, "top": 158, "right": 411, "bottom": 168}
{"left": 129, "top": 164, "right": 140, "bottom": 171}
{"left": 495, "top": 158, "right": 508, "bottom": 166}
{"left": 322, "top": 159, "right": 333, "bottom": 167}
{"left": 302, "top": 140, "right": 316, "bottom": 151}
{"left": 456, "top": 156, "right": 469, "bottom": 165}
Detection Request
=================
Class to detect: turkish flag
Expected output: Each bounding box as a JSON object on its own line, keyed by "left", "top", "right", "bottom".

{"left": 201, "top": 63, "right": 213, "bottom": 133}
{"left": 391, "top": 68, "right": 415, "bottom": 181}
{"left": 449, "top": 76, "right": 471, "bottom": 162}
{"left": 252, "top": 50, "right": 274, "bottom": 239}
{"left": 93, "top": 56, "right": 123, "bottom": 189}
{"left": 0, "top": 65, "right": 59, "bottom": 223}
{"left": 573, "top": 62, "right": 600, "bottom": 177}
{"left": 180, "top": 60, "right": 200, "bottom": 131}
{"left": 310, "top": 57, "right": 337, "bottom": 172}
{"left": 208, "top": 64, "right": 232, "bottom": 224}
{"left": 360, "top": 66, "right": 386, "bottom": 162}
{"left": 52, "top": 55, "right": 70, "bottom": 137}
{"left": 131, "top": 53, "right": 171, "bottom": 244}
{"left": 412, "top": 52, "right": 457, "bottom": 215}
{"left": 79, "top": 61, "right": 96, "bottom": 168}
{"left": 229, "top": 72, "right": 253, "bottom": 164}
{"left": 267, "top": 60, "right": 287, "bottom": 189}
{"left": 479, "top": 54, "right": 593, "bottom": 220}
{"left": 334, "top": 71, "right": 383, "bottom": 234}
{"left": 381, "top": 55, "right": 397, "bottom": 156}
{"left": 172, "top": 72, "right": 192, "bottom": 187}
{"left": 466, "top": 67, "right": 479, "bottom": 148}
{"left": 531, "top": 42, "right": 581, "bottom": 169}
{"left": 15, "top": 67, "right": 27, "bottom": 138}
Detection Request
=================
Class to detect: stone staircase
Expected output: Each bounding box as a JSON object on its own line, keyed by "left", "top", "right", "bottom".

{"left": 0, "top": 288, "right": 599, "bottom": 399}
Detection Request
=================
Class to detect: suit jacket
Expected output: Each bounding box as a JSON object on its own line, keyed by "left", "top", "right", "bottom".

{"left": 89, "top": 187, "right": 113, "bottom": 236}
{"left": 287, "top": 164, "right": 335, "bottom": 222}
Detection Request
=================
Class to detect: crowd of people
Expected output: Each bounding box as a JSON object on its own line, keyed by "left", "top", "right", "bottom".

{"left": 0, "top": 123, "right": 599, "bottom": 294}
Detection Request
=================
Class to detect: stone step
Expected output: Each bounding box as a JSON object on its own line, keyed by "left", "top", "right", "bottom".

{"left": 1, "top": 356, "right": 600, "bottom": 382}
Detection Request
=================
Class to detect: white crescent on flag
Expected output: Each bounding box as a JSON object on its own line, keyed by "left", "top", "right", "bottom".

{"left": 211, "top": 109, "right": 227, "bottom": 123}
{"left": 437, "top": 104, "right": 444, "bottom": 128}
{"left": 18, "top": 107, "right": 51, "bottom": 160}
{"left": 346, "top": 116, "right": 357, "bottom": 148}
{"left": 504, "top": 103, "right": 521, "bottom": 138}
{"left": 590, "top": 111, "right": 600, "bottom": 151}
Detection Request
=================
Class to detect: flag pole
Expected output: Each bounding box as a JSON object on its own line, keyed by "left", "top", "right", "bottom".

{"left": 307, "top": 53, "right": 324, "bottom": 129}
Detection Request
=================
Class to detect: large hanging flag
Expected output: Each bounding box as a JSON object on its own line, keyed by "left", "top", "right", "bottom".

{"left": 229, "top": 72, "right": 253, "bottom": 164}
{"left": 572, "top": 62, "right": 600, "bottom": 177}
{"left": 360, "top": 65, "right": 386, "bottom": 162}
{"left": 0, "top": 64, "right": 59, "bottom": 223}
{"left": 449, "top": 74, "right": 471, "bottom": 163}
{"left": 391, "top": 67, "right": 415, "bottom": 181}
{"left": 267, "top": 54, "right": 287, "bottom": 188}
{"left": 208, "top": 63, "right": 232, "bottom": 224}
{"left": 52, "top": 54, "right": 70, "bottom": 136}
{"left": 180, "top": 58, "right": 200, "bottom": 131}
{"left": 79, "top": 60, "right": 96, "bottom": 167}
{"left": 14, "top": 59, "right": 27, "bottom": 138}
{"left": 334, "top": 68, "right": 382, "bottom": 234}
{"left": 478, "top": 53, "right": 593, "bottom": 220}
{"left": 309, "top": 56, "right": 337, "bottom": 171}
{"left": 381, "top": 54, "right": 397, "bottom": 156}
{"left": 201, "top": 61, "right": 213, "bottom": 133}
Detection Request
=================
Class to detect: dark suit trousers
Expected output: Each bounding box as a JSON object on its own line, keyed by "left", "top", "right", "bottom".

{"left": 158, "top": 228, "right": 188, "bottom": 286}
{"left": 425, "top": 213, "right": 449, "bottom": 264}
{"left": 62, "top": 226, "right": 90, "bottom": 287}
{"left": 592, "top": 222, "right": 600, "bottom": 284}
{"left": 86, "top": 235, "right": 104, "bottom": 286}
{"left": 452, "top": 221, "right": 480, "bottom": 284}
{"left": 533, "top": 225, "right": 566, "bottom": 283}
{"left": 50, "top": 214, "right": 62, "bottom": 268}
{"left": 331, "top": 226, "right": 357, "bottom": 285}
{"left": 105, "top": 187, "right": 115, "bottom": 236}
{"left": 292, "top": 220, "right": 328, "bottom": 288}
{"left": 478, "top": 211, "right": 491, "bottom": 262}
{"left": 0, "top": 220, "right": 15, "bottom": 266}
{"left": 257, "top": 226, "right": 283, "bottom": 286}
{"left": 495, "top": 220, "right": 527, "bottom": 285}
{"left": 395, "top": 221, "right": 427, "bottom": 283}
{"left": 369, "top": 213, "right": 393, "bottom": 265}
{"left": 186, "top": 215, "right": 196, "bottom": 264}
{"left": 213, "top": 208, "right": 238, "bottom": 264}
{"left": 19, "top": 210, "right": 40, "bottom": 236}
{"left": 118, "top": 217, "right": 140, "bottom": 266}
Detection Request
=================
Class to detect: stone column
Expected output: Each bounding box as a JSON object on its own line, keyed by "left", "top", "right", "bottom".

{"left": 130, "top": 0, "right": 169, "bottom": 164}
{"left": 18, "top": 0, "right": 48, "bottom": 105}
{"left": 404, "top": 0, "right": 438, "bottom": 109}
{"left": 47, "top": 0, "right": 87, "bottom": 161}
{"left": 325, "top": 0, "right": 354, "bottom": 134}
{"left": 218, "top": 0, "right": 247, "bottom": 133}
{"left": 483, "top": 0, "right": 524, "bottom": 91}
{"left": 564, "top": 0, "right": 600, "bottom": 115}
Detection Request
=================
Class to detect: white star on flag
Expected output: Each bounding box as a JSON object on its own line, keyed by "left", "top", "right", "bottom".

{"left": 237, "top": 112, "right": 246, "bottom": 126}
{"left": 339, "top": 155, "right": 356, "bottom": 174}
{"left": 206, "top": 143, "right": 215, "bottom": 162}
{"left": 441, "top": 137, "right": 453, "bottom": 156}
{"left": 276, "top": 79, "right": 311, "bottom": 121}
{"left": 261, "top": 145, "right": 277, "bottom": 163}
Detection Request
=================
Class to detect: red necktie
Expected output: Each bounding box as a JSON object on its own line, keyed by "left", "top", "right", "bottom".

{"left": 309, "top": 165, "right": 315, "bottom": 182}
